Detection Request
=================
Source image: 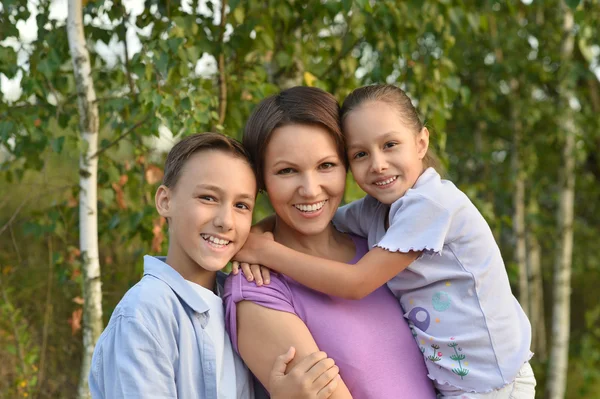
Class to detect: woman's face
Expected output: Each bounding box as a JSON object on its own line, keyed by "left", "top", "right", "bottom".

{"left": 263, "top": 124, "right": 346, "bottom": 237}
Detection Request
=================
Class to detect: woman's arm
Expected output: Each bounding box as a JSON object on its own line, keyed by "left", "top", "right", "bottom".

{"left": 235, "top": 234, "right": 420, "bottom": 300}
{"left": 236, "top": 301, "right": 353, "bottom": 399}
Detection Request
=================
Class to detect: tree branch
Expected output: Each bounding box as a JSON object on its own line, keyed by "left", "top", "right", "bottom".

{"left": 317, "top": 36, "right": 363, "bottom": 80}
{"left": 89, "top": 116, "right": 150, "bottom": 159}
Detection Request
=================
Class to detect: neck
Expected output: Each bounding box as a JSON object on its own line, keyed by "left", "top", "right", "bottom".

{"left": 273, "top": 216, "right": 346, "bottom": 260}
{"left": 165, "top": 244, "right": 217, "bottom": 290}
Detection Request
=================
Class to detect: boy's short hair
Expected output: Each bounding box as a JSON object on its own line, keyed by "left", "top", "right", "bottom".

{"left": 162, "top": 132, "right": 253, "bottom": 189}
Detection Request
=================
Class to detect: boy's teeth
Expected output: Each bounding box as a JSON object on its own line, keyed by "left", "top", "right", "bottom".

{"left": 375, "top": 176, "right": 397, "bottom": 186}
{"left": 294, "top": 200, "right": 327, "bottom": 212}
{"left": 201, "top": 234, "right": 230, "bottom": 245}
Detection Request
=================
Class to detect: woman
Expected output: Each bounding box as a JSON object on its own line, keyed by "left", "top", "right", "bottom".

{"left": 224, "top": 86, "right": 435, "bottom": 398}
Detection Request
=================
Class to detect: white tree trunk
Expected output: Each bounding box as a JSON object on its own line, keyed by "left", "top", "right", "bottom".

{"left": 67, "top": 1, "right": 103, "bottom": 398}
{"left": 527, "top": 219, "right": 547, "bottom": 361}
{"left": 547, "top": 3, "right": 576, "bottom": 398}
{"left": 511, "top": 103, "right": 529, "bottom": 316}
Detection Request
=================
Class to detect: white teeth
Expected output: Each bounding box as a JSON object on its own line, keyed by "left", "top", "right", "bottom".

{"left": 201, "top": 234, "right": 230, "bottom": 246}
{"left": 374, "top": 176, "right": 397, "bottom": 186}
{"left": 294, "top": 200, "right": 327, "bottom": 213}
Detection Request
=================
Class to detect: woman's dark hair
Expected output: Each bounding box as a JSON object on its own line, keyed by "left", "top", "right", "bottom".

{"left": 243, "top": 86, "right": 347, "bottom": 190}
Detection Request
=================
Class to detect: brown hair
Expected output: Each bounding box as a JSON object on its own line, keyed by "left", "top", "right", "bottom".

{"left": 341, "top": 84, "right": 440, "bottom": 171}
{"left": 243, "top": 86, "right": 347, "bottom": 191}
{"left": 162, "top": 132, "right": 253, "bottom": 189}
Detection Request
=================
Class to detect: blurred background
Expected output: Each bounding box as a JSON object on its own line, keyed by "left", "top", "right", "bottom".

{"left": 1, "top": 0, "right": 599, "bottom": 398}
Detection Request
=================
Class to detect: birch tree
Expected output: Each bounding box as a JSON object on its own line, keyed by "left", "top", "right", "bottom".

{"left": 66, "top": 0, "right": 103, "bottom": 397}
{"left": 510, "top": 78, "right": 529, "bottom": 316}
{"left": 546, "top": 2, "right": 577, "bottom": 397}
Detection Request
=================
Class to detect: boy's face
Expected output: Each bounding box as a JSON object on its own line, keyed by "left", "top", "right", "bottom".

{"left": 157, "top": 150, "right": 256, "bottom": 275}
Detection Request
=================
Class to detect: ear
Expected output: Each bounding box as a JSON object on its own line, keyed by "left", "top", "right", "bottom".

{"left": 416, "top": 127, "right": 430, "bottom": 160}
{"left": 155, "top": 185, "right": 172, "bottom": 219}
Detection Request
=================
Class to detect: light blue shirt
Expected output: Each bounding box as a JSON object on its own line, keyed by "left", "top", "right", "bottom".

{"left": 89, "top": 255, "right": 259, "bottom": 399}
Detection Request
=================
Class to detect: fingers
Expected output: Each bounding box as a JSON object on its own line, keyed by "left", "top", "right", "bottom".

{"left": 251, "top": 264, "right": 263, "bottom": 286}
{"left": 317, "top": 375, "right": 340, "bottom": 399}
{"left": 289, "top": 351, "right": 328, "bottom": 374}
{"left": 270, "top": 347, "right": 296, "bottom": 378}
{"left": 305, "top": 356, "right": 336, "bottom": 382}
{"left": 240, "top": 263, "right": 253, "bottom": 281}
{"left": 260, "top": 265, "right": 271, "bottom": 285}
{"left": 232, "top": 261, "right": 240, "bottom": 275}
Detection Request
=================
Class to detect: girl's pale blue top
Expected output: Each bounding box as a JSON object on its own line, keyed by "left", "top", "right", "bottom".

{"left": 334, "top": 168, "right": 532, "bottom": 393}
{"left": 88, "top": 255, "right": 258, "bottom": 399}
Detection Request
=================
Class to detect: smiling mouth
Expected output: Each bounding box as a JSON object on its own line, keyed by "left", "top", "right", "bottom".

{"left": 373, "top": 176, "right": 398, "bottom": 187}
{"left": 201, "top": 234, "right": 232, "bottom": 248}
{"left": 293, "top": 200, "right": 328, "bottom": 213}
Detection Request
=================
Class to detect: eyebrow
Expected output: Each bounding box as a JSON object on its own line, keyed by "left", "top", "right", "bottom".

{"left": 348, "top": 131, "right": 403, "bottom": 150}
{"left": 271, "top": 155, "right": 339, "bottom": 169}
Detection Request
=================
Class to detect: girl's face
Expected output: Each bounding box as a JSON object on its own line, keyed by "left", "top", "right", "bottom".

{"left": 344, "top": 101, "right": 429, "bottom": 205}
{"left": 263, "top": 124, "right": 346, "bottom": 237}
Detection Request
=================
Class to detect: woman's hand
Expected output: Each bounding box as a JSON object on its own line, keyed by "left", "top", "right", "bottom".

{"left": 269, "top": 347, "right": 340, "bottom": 399}
{"left": 232, "top": 231, "right": 275, "bottom": 286}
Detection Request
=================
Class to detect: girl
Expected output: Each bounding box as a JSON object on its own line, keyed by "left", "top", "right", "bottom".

{"left": 234, "top": 84, "right": 535, "bottom": 398}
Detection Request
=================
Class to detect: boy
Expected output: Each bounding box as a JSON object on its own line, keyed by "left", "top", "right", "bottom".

{"left": 89, "top": 133, "right": 340, "bottom": 398}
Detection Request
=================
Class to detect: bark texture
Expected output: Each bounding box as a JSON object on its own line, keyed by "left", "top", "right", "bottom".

{"left": 67, "top": 1, "right": 103, "bottom": 398}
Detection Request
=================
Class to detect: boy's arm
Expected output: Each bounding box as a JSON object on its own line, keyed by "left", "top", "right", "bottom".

{"left": 89, "top": 317, "right": 176, "bottom": 399}
{"left": 236, "top": 234, "right": 419, "bottom": 300}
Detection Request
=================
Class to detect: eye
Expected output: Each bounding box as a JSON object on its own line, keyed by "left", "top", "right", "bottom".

{"left": 319, "top": 162, "right": 336, "bottom": 170}
{"left": 277, "top": 167, "right": 295, "bottom": 175}
{"left": 352, "top": 151, "right": 367, "bottom": 159}
{"left": 235, "top": 202, "right": 252, "bottom": 211}
{"left": 384, "top": 141, "right": 398, "bottom": 149}
{"left": 198, "top": 195, "right": 217, "bottom": 202}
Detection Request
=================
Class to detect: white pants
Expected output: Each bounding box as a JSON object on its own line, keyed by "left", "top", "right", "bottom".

{"left": 437, "top": 362, "right": 536, "bottom": 399}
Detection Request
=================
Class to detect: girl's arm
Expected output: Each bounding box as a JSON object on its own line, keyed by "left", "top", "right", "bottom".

{"left": 235, "top": 233, "right": 420, "bottom": 300}
{"left": 237, "top": 301, "right": 353, "bottom": 398}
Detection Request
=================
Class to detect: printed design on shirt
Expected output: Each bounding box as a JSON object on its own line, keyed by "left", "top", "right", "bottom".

{"left": 432, "top": 291, "right": 451, "bottom": 312}
{"left": 409, "top": 325, "right": 425, "bottom": 353}
{"left": 448, "top": 339, "right": 469, "bottom": 379}
{"left": 407, "top": 306, "right": 431, "bottom": 332}
{"left": 427, "top": 343, "right": 443, "bottom": 363}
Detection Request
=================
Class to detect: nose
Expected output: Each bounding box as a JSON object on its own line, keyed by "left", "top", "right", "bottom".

{"left": 213, "top": 205, "right": 234, "bottom": 231}
{"left": 298, "top": 172, "right": 321, "bottom": 198}
{"left": 370, "top": 152, "right": 388, "bottom": 173}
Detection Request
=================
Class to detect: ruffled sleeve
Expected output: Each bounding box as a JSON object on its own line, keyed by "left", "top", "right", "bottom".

{"left": 376, "top": 193, "right": 452, "bottom": 255}
{"left": 223, "top": 272, "right": 295, "bottom": 353}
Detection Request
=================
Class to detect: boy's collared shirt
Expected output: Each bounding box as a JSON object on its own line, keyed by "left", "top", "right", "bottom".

{"left": 89, "top": 255, "right": 255, "bottom": 399}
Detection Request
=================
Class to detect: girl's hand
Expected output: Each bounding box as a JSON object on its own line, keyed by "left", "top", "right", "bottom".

{"left": 232, "top": 231, "right": 275, "bottom": 285}
{"left": 269, "top": 347, "right": 340, "bottom": 399}
{"left": 231, "top": 261, "right": 272, "bottom": 286}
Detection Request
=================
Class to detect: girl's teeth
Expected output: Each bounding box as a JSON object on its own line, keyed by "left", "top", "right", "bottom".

{"left": 375, "top": 176, "right": 397, "bottom": 186}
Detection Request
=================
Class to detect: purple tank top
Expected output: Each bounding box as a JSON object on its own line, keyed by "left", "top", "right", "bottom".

{"left": 224, "top": 235, "right": 435, "bottom": 398}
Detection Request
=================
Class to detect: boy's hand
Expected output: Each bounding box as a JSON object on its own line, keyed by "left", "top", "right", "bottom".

{"left": 270, "top": 347, "right": 340, "bottom": 399}
{"left": 232, "top": 231, "right": 275, "bottom": 285}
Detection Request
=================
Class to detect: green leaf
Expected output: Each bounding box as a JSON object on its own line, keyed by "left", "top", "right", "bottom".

{"left": 565, "top": 0, "right": 580, "bottom": 9}
{"left": 51, "top": 136, "right": 65, "bottom": 154}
